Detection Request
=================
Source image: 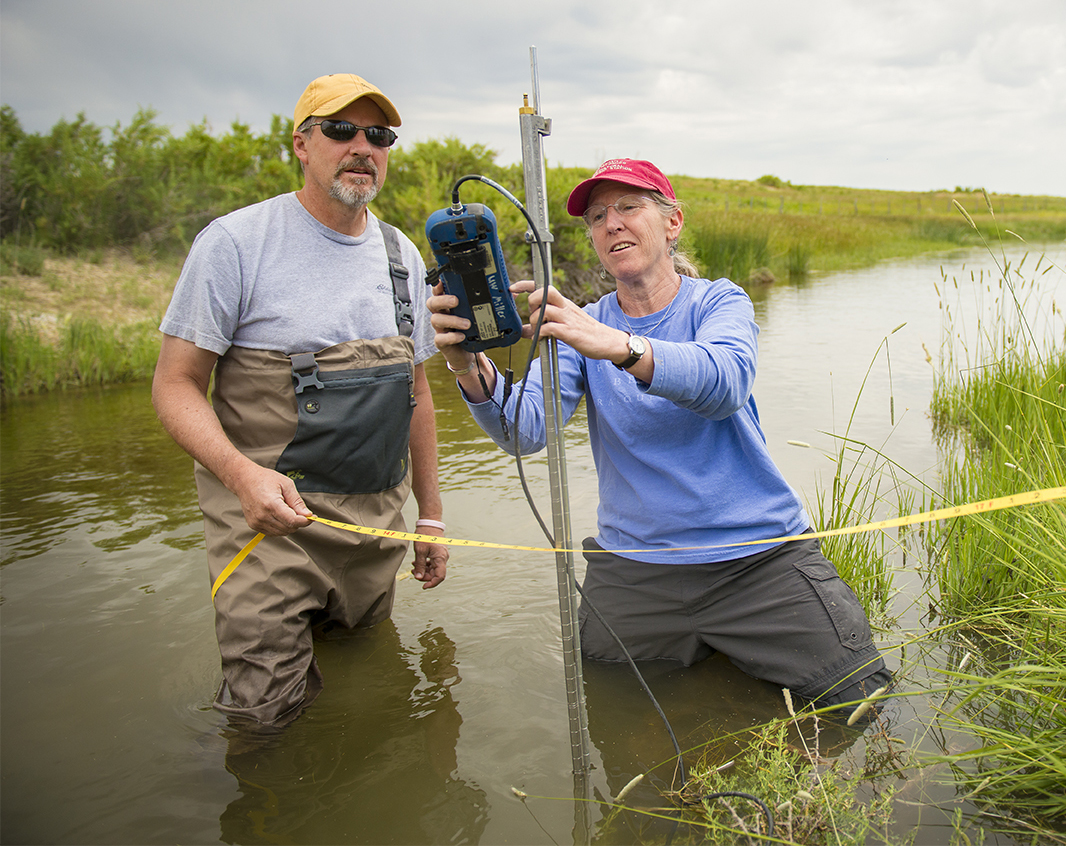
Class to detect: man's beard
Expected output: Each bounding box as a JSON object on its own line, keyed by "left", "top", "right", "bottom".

{"left": 329, "top": 156, "right": 381, "bottom": 207}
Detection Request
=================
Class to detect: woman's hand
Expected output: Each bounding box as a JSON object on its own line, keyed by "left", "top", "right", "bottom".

{"left": 517, "top": 280, "right": 632, "bottom": 365}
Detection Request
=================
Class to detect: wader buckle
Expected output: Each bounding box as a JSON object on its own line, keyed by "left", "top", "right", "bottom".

{"left": 290, "top": 352, "right": 325, "bottom": 394}
{"left": 390, "top": 260, "right": 414, "bottom": 332}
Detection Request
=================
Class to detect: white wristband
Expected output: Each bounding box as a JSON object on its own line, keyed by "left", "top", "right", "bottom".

{"left": 415, "top": 519, "right": 446, "bottom": 532}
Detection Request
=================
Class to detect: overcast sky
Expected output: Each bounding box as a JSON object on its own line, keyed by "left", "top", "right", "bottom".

{"left": 2, "top": 0, "right": 1064, "bottom": 196}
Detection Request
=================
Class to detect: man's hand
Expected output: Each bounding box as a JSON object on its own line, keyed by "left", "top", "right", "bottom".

{"left": 229, "top": 462, "right": 314, "bottom": 536}
{"left": 411, "top": 527, "right": 449, "bottom": 589}
{"left": 427, "top": 282, "right": 476, "bottom": 368}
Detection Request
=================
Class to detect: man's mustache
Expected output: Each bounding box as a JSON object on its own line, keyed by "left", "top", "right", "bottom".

{"left": 335, "top": 156, "right": 378, "bottom": 180}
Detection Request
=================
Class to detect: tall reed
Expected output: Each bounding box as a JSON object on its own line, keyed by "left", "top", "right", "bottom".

{"left": 927, "top": 242, "right": 1065, "bottom": 610}
{"left": 922, "top": 217, "right": 1066, "bottom": 836}
{"left": 810, "top": 326, "right": 924, "bottom": 621}
{"left": 1, "top": 312, "right": 60, "bottom": 396}
{"left": 687, "top": 213, "right": 773, "bottom": 283}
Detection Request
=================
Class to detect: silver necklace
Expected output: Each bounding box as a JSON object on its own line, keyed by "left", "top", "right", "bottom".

{"left": 619, "top": 276, "right": 680, "bottom": 336}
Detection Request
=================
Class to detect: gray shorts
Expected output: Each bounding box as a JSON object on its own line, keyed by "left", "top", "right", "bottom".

{"left": 579, "top": 536, "right": 891, "bottom": 708}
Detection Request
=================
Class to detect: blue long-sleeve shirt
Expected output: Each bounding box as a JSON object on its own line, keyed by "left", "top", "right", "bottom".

{"left": 467, "top": 275, "right": 810, "bottom": 564}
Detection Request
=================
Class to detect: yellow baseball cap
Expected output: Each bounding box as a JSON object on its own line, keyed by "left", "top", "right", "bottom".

{"left": 293, "top": 74, "right": 402, "bottom": 128}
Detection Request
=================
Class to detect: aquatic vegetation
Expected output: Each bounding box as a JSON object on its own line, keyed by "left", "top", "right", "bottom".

{"left": 927, "top": 639, "right": 1066, "bottom": 832}
{"left": 593, "top": 690, "right": 906, "bottom": 845}
{"left": 809, "top": 324, "right": 922, "bottom": 623}
{"left": 673, "top": 714, "right": 901, "bottom": 845}
{"left": 920, "top": 218, "right": 1066, "bottom": 838}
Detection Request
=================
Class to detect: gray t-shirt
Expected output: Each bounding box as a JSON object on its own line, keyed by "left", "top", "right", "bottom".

{"left": 160, "top": 193, "right": 436, "bottom": 365}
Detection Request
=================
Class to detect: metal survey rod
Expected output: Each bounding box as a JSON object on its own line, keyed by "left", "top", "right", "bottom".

{"left": 518, "top": 48, "right": 592, "bottom": 786}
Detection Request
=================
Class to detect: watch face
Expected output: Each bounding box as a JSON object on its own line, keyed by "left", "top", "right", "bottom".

{"left": 630, "top": 335, "right": 647, "bottom": 355}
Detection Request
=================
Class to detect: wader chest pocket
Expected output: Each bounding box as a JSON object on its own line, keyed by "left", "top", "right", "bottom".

{"left": 274, "top": 354, "right": 415, "bottom": 495}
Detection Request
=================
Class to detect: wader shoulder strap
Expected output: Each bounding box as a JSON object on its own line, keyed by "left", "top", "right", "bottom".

{"left": 379, "top": 221, "right": 414, "bottom": 338}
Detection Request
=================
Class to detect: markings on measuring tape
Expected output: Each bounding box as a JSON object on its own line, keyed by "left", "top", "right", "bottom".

{"left": 211, "top": 486, "right": 1065, "bottom": 602}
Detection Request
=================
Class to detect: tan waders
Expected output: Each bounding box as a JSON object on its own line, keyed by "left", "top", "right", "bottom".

{"left": 197, "top": 336, "right": 416, "bottom": 725}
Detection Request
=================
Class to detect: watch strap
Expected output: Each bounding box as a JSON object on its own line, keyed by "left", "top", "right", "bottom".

{"left": 614, "top": 334, "right": 645, "bottom": 370}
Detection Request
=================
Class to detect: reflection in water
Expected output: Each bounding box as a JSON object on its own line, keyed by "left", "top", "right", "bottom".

{"left": 0, "top": 384, "right": 201, "bottom": 565}
{"left": 586, "top": 656, "right": 784, "bottom": 798}
{"left": 219, "top": 623, "right": 488, "bottom": 845}
{"left": 582, "top": 654, "right": 869, "bottom": 843}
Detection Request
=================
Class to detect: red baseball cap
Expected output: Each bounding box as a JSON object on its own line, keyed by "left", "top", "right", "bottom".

{"left": 566, "top": 158, "right": 676, "bottom": 217}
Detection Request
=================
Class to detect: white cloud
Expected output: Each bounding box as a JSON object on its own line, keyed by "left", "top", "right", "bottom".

{"left": 2, "top": 0, "right": 1064, "bottom": 194}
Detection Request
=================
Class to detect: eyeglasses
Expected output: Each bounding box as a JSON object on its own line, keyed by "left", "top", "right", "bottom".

{"left": 307, "top": 120, "right": 398, "bottom": 148}
{"left": 582, "top": 195, "right": 650, "bottom": 227}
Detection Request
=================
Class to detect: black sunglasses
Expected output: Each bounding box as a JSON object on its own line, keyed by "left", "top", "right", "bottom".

{"left": 308, "top": 120, "right": 398, "bottom": 148}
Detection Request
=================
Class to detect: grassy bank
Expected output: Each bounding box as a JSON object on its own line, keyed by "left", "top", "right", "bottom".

{"left": 680, "top": 181, "right": 1066, "bottom": 283}
{"left": 0, "top": 245, "right": 179, "bottom": 397}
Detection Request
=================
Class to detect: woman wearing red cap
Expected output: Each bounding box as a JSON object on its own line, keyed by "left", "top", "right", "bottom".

{"left": 429, "top": 159, "right": 892, "bottom": 717}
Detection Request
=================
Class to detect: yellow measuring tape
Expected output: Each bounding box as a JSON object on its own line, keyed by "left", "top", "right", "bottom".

{"left": 211, "top": 486, "right": 1065, "bottom": 602}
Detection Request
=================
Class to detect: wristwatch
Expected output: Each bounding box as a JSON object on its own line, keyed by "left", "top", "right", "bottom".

{"left": 615, "top": 334, "right": 647, "bottom": 370}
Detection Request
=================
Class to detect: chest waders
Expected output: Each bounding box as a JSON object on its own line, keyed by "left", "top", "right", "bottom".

{"left": 196, "top": 223, "right": 421, "bottom": 724}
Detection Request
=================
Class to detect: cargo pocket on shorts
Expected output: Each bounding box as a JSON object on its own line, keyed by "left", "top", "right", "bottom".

{"left": 793, "top": 558, "right": 872, "bottom": 653}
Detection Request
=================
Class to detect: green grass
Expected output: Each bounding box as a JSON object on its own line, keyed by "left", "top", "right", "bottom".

{"left": 687, "top": 214, "right": 774, "bottom": 284}
{"left": 917, "top": 223, "right": 1066, "bottom": 838}
{"left": 1, "top": 311, "right": 161, "bottom": 398}
{"left": 0, "top": 242, "right": 46, "bottom": 277}
{"left": 927, "top": 344, "right": 1066, "bottom": 609}
{"left": 0, "top": 312, "right": 61, "bottom": 395}
{"left": 667, "top": 180, "right": 1066, "bottom": 288}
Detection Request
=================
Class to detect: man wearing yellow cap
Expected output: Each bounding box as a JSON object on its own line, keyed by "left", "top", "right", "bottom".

{"left": 153, "top": 74, "right": 448, "bottom": 725}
